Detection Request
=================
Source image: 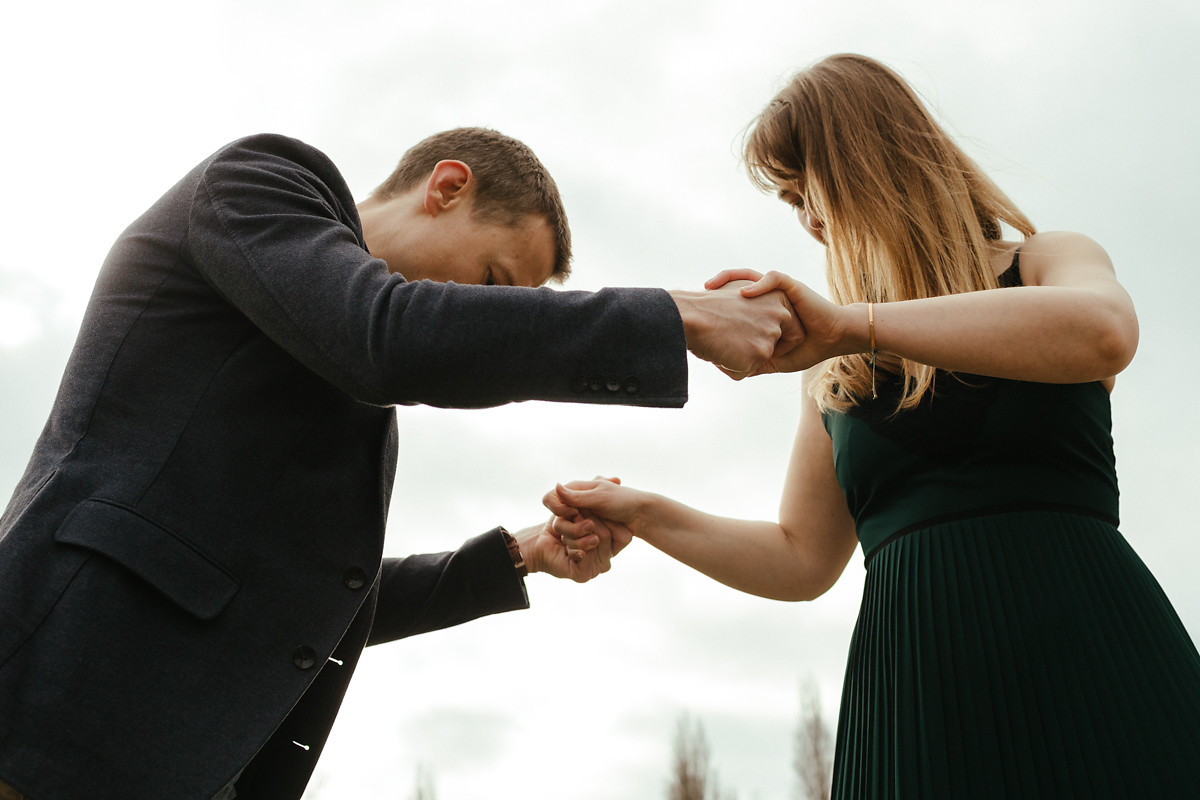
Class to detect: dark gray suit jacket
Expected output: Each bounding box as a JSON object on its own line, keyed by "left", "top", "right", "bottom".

{"left": 0, "top": 134, "right": 687, "bottom": 799}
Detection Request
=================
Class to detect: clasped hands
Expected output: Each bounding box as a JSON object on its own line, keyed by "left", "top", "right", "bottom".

{"left": 509, "top": 485, "right": 629, "bottom": 583}
{"left": 511, "top": 477, "right": 632, "bottom": 583}
{"left": 677, "top": 268, "right": 855, "bottom": 379}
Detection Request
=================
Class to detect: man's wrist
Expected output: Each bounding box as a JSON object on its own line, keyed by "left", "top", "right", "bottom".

{"left": 499, "top": 527, "right": 529, "bottom": 578}
{"left": 666, "top": 290, "right": 701, "bottom": 350}
{"left": 668, "top": 282, "right": 756, "bottom": 357}
{"left": 501, "top": 526, "right": 537, "bottom": 577}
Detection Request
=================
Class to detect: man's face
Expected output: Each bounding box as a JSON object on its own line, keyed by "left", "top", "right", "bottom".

{"left": 367, "top": 197, "right": 557, "bottom": 289}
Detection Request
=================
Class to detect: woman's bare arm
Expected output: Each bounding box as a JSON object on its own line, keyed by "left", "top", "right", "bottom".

{"left": 723, "top": 231, "right": 1138, "bottom": 384}
{"left": 548, "top": 381, "right": 858, "bottom": 601}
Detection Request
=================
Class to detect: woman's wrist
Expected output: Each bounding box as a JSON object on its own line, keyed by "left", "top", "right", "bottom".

{"left": 627, "top": 490, "right": 673, "bottom": 544}
{"left": 843, "top": 302, "right": 875, "bottom": 355}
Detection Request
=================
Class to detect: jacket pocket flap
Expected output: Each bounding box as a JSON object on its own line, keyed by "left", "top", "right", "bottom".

{"left": 55, "top": 499, "right": 239, "bottom": 621}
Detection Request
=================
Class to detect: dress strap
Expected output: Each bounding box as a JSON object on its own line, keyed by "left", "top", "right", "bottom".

{"left": 997, "top": 249, "right": 1023, "bottom": 288}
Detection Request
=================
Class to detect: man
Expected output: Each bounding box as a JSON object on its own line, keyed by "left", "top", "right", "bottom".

{"left": 0, "top": 128, "right": 796, "bottom": 799}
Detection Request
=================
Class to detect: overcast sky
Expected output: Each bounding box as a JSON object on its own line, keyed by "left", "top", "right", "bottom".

{"left": 3, "top": 1, "right": 1199, "bottom": 798}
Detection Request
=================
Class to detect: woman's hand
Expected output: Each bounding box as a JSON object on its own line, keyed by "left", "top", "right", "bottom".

{"left": 543, "top": 477, "right": 643, "bottom": 556}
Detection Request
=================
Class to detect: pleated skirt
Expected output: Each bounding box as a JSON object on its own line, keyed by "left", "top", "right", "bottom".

{"left": 832, "top": 510, "right": 1200, "bottom": 799}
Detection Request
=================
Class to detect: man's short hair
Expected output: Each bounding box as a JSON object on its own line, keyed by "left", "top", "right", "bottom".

{"left": 374, "top": 127, "right": 571, "bottom": 280}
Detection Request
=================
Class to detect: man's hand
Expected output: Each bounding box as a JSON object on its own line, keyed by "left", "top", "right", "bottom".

{"left": 705, "top": 270, "right": 855, "bottom": 375}
{"left": 669, "top": 280, "right": 804, "bottom": 379}
{"left": 512, "top": 506, "right": 628, "bottom": 584}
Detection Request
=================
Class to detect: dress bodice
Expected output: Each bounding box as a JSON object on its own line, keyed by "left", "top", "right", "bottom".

{"left": 823, "top": 376, "right": 1120, "bottom": 557}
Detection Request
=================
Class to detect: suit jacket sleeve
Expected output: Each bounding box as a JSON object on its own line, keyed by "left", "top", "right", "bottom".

{"left": 367, "top": 527, "right": 528, "bottom": 646}
{"left": 185, "top": 134, "right": 688, "bottom": 409}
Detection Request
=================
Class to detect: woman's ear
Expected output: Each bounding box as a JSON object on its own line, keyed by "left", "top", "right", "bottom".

{"left": 422, "top": 160, "right": 473, "bottom": 216}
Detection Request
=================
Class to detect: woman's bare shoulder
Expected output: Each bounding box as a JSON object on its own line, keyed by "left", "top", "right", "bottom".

{"left": 1017, "top": 231, "right": 1116, "bottom": 286}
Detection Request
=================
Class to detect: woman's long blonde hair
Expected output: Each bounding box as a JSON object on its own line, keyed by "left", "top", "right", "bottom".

{"left": 743, "top": 54, "right": 1036, "bottom": 412}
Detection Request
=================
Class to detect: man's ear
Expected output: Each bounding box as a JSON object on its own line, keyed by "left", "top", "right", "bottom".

{"left": 422, "top": 160, "right": 473, "bottom": 216}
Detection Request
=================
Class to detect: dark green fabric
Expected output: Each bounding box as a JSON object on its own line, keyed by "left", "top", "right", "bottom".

{"left": 824, "top": 379, "right": 1119, "bottom": 557}
{"left": 824, "top": 375, "right": 1200, "bottom": 798}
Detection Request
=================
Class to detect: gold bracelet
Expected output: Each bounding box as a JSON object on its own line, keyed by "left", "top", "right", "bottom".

{"left": 868, "top": 302, "right": 878, "bottom": 399}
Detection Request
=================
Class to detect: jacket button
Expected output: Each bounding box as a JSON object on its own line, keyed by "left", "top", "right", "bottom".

{"left": 293, "top": 646, "right": 317, "bottom": 670}
{"left": 605, "top": 376, "right": 621, "bottom": 392}
{"left": 343, "top": 567, "right": 367, "bottom": 590}
{"left": 570, "top": 375, "right": 589, "bottom": 394}
{"left": 588, "top": 375, "right": 604, "bottom": 392}
{"left": 623, "top": 377, "right": 640, "bottom": 394}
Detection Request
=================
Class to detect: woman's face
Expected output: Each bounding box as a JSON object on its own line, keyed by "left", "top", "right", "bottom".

{"left": 778, "top": 184, "right": 826, "bottom": 245}
{"left": 797, "top": 205, "right": 826, "bottom": 245}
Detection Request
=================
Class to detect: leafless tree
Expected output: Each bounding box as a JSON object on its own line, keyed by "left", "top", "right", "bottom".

{"left": 668, "top": 713, "right": 736, "bottom": 800}
{"left": 793, "top": 679, "right": 833, "bottom": 800}
{"left": 409, "top": 762, "right": 436, "bottom": 800}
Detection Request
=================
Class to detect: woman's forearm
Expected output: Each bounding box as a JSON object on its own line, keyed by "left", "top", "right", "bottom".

{"left": 856, "top": 284, "right": 1138, "bottom": 382}
{"left": 738, "top": 232, "right": 1139, "bottom": 382}
{"left": 631, "top": 492, "right": 850, "bottom": 602}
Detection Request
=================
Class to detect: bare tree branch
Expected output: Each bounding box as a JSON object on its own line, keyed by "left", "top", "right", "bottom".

{"left": 409, "top": 762, "right": 436, "bottom": 800}
{"left": 793, "top": 679, "right": 833, "bottom": 800}
{"left": 667, "top": 713, "right": 737, "bottom": 800}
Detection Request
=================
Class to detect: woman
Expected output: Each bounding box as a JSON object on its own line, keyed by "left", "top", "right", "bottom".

{"left": 548, "top": 54, "right": 1200, "bottom": 798}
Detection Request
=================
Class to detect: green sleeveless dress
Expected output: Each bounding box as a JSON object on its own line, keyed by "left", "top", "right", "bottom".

{"left": 822, "top": 265, "right": 1200, "bottom": 798}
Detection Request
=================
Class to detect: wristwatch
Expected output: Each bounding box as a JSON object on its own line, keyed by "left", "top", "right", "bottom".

{"left": 500, "top": 527, "right": 528, "bottom": 578}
